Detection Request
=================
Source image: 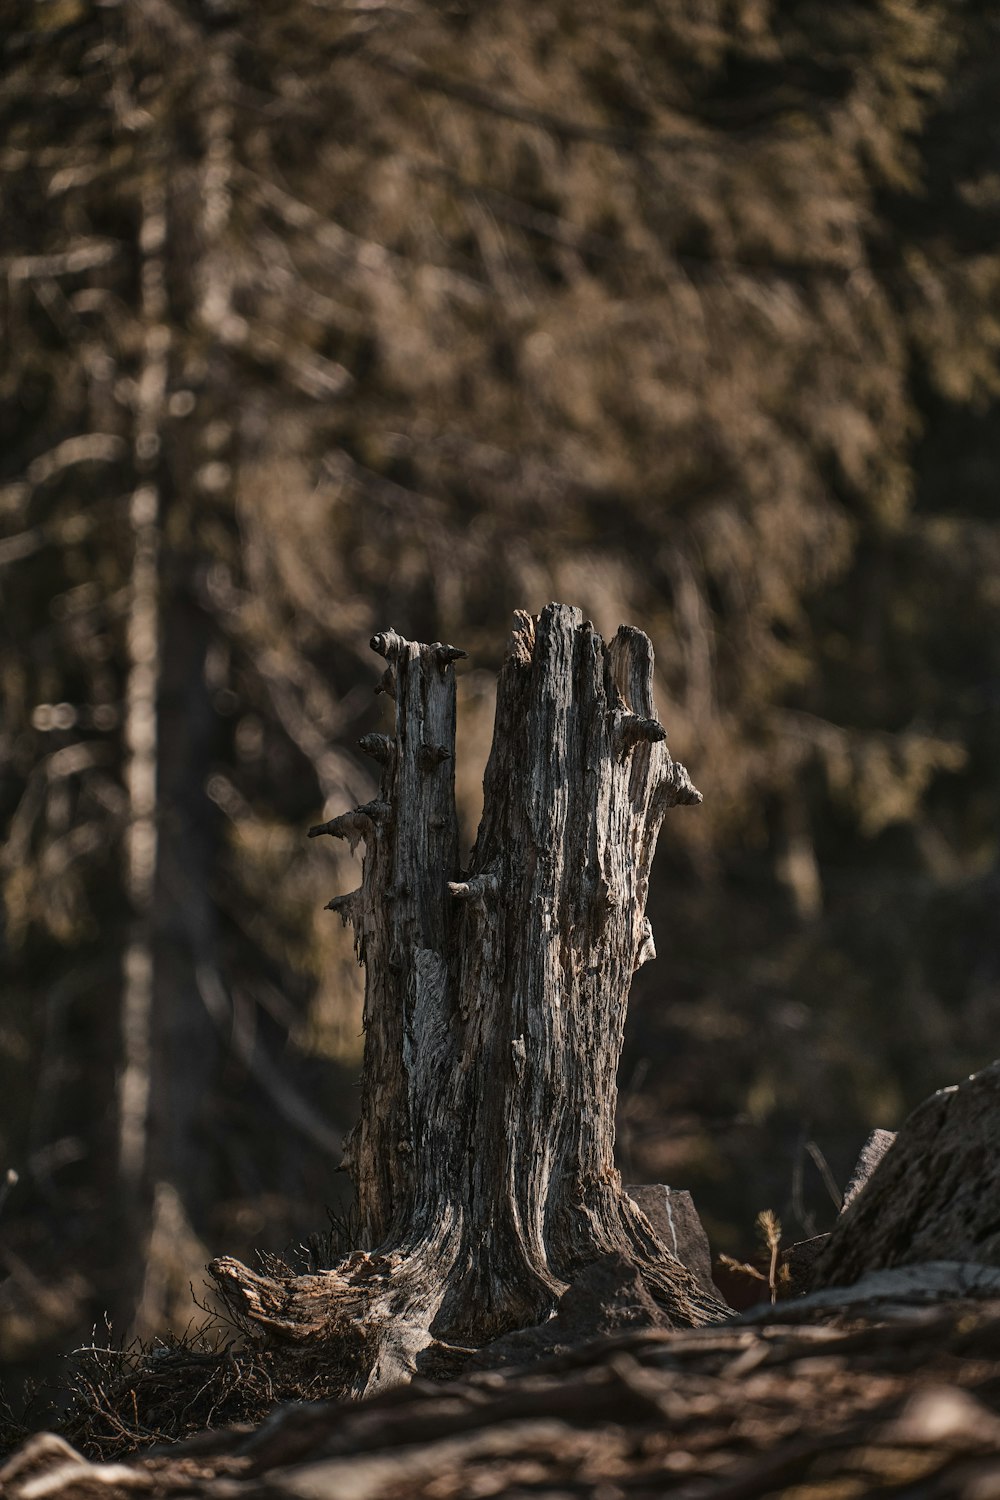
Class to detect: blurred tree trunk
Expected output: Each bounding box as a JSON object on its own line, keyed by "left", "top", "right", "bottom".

{"left": 116, "top": 154, "right": 170, "bottom": 1326}
{"left": 212, "top": 605, "right": 726, "bottom": 1392}
{"left": 128, "top": 27, "right": 246, "bottom": 1335}
{"left": 132, "top": 575, "right": 222, "bottom": 1333}
{"left": 116, "top": 25, "right": 235, "bottom": 1332}
{"left": 132, "top": 25, "right": 242, "bottom": 1338}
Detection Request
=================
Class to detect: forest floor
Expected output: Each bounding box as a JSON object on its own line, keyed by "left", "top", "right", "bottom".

{"left": 4, "top": 1273, "right": 1000, "bottom": 1499}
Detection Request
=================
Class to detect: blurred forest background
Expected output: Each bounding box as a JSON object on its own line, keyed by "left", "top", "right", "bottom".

{"left": 3, "top": 0, "right": 1000, "bottom": 1395}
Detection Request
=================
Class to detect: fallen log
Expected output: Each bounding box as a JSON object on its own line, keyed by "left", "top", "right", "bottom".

{"left": 209, "top": 605, "right": 726, "bottom": 1394}
{"left": 812, "top": 1061, "right": 1000, "bottom": 1290}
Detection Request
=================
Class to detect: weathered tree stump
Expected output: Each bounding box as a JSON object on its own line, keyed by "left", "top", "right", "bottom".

{"left": 210, "top": 604, "right": 727, "bottom": 1392}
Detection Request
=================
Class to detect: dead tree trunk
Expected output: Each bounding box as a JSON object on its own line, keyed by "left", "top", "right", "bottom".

{"left": 211, "top": 604, "right": 727, "bottom": 1390}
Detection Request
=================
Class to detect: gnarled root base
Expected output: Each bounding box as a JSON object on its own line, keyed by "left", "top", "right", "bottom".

{"left": 209, "top": 1248, "right": 452, "bottom": 1398}
{"left": 210, "top": 1222, "right": 729, "bottom": 1398}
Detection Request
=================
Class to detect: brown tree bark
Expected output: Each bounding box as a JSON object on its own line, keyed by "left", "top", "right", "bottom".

{"left": 211, "top": 604, "right": 727, "bottom": 1391}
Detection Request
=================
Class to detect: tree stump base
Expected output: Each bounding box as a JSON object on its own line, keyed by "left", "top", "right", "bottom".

{"left": 210, "top": 605, "right": 727, "bottom": 1393}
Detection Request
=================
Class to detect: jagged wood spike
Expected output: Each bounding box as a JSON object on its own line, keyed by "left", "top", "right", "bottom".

{"left": 325, "top": 890, "right": 362, "bottom": 924}
{"left": 418, "top": 741, "right": 451, "bottom": 770}
{"left": 308, "top": 801, "right": 390, "bottom": 852}
{"left": 616, "top": 711, "right": 668, "bottom": 753}
{"left": 358, "top": 732, "right": 394, "bottom": 764}
{"left": 447, "top": 871, "right": 498, "bottom": 904}
{"left": 433, "top": 642, "right": 468, "bottom": 667}
{"left": 657, "top": 758, "right": 703, "bottom": 809}
{"left": 370, "top": 628, "right": 408, "bottom": 661}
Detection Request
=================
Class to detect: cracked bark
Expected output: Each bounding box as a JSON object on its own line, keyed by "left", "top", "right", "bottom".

{"left": 210, "top": 604, "right": 726, "bottom": 1392}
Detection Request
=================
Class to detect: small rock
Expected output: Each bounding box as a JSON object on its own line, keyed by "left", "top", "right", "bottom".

{"left": 626, "top": 1185, "right": 716, "bottom": 1295}
{"left": 556, "top": 1252, "right": 668, "bottom": 1336}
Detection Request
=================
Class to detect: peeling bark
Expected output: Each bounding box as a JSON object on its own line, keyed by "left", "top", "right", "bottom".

{"left": 211, "top": 604, "right": 726, "bottom": 1391}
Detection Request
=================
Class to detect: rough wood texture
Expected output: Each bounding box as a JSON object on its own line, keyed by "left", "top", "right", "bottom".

{"left": 209, "top": 604, "right": 725, "bottom": 1390}
{"left": 812, "top": 1061, "right": 1000, "bottom": 1290}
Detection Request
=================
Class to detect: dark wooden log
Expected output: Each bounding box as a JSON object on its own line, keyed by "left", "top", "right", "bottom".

{"left": 812, "top": 1061, "right": 1000, "bottom": 1290}
{"left": 210, "top": 605, "right": 726, "bottom": 1393}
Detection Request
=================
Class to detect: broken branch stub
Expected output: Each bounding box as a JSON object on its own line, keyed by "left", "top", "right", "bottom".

{"left": 210, "top": 605, "right": 724, "bottom": 1392}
